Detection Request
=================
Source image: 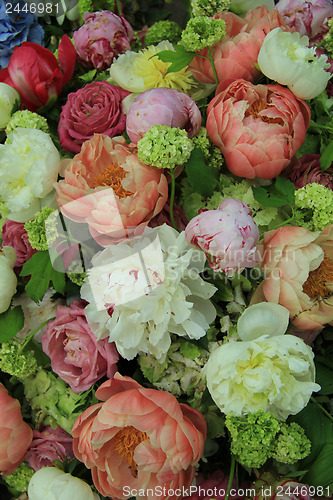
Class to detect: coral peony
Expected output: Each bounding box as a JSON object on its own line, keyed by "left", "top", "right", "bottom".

{"left": 72, "top": 373, "right": 206, "bottom": 499}
{"left": 1, "top": 219, "right": 36, "bottom": 269}
{"left": 185, "top": 198, "right": 259, "bottom": 275}
{"left": 42, "top": 300, "right": 119, "bottom": 394}
{"left": 73, "top": 11, "right": 134, "bottom": 71}
{"left": 206, "top": 79, "right": 310, "bottom": 179}
{"left": 55, "top": 134, "right": 168, "bottom": 246}
{"left": 25, "top": 425, "right": 74, "bottom": 471}
{"left": 251, "top": 225, "right": 333, "bottom": 333}
{"left": 126, "top": 88, "right": 201, "bottom": 144}
{"left": 0, "top": 382, "right": 33, "bottom": 474}
{"left": 285, "top": 154, "right": 333, "bottom": 190}
{"left": 58, "top": 81, "right": 130, "bottom": 153}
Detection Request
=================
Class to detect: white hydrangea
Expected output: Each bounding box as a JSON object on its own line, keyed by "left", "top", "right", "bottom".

{"left": 81, "top": 225, "right": 217, "bottom": 361}
{"left": 0, "top": 246, "right": 17, "bottom": 314}
{"left": 0, "top": 83, "right": 20, "bottom": 130}
{"left": 0, "top": 128, "right": 61, "bottom": 222}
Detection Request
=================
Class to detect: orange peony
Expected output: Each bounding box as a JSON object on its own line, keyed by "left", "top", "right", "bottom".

{"left": 251, "top": 225, "right": 333, "bottom": 334}
{"left": 72, "top": 373, "right": 206, "bottom": 500}
{"left": 55, "top": 134, "right": 168, "bottom": 246}
{"left": 0, "top": 383, "right": 33, "bottom": 474}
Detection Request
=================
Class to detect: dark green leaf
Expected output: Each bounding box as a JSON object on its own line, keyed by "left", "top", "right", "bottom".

{"left": 153, "top": 44, "right": 196, "bottom": 74}
{"left": 320, "top": 139, "right": 333, "bottom": 171}
{"left": 303, "top": 444, "right": 333, "bottom": 487}
{"left": 185, "top": 148, "right": 219, "bottom": 197}
{"left": 0, "top": 306, "right": 24, "bottom": 342}
{"left": 252, "top": 186, "right": 289, "bottom": 207}
{"left": 30, "top": 340, "right": 51, "bottom": 367}
{"left": 20, "top": 251, "right": 65, "bottom": 303}
{"left": 274, "top": 176, "right": 295, "bottom": 203}
{"left": 316, "top": 361, "right": 333, "bottom": 396}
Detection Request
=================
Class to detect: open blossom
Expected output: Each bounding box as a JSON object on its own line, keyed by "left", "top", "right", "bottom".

{"left": 258, "top": 28, "right": 331, "bottom": 100}
{"left": 80, "top": 225, "right": 216, "bottom": 361}
{"left": 72, "top": 373, "right": 206, "bottom": 499}
{"left": 206, "top": 79, "right": 310, "bottom": 179}
{"left": 185, "top": 198, "right": 259, "bottom": 275}
{"left": 25, "top": 426, "right": 74, "bottom": 471}
{"left": 58, "top": 81, "right": 130, "bottom": 153}
{"left": 1, "top": 219, "right": 36, "bottom": 269}
{"left": 126, "top": 88, "right": 201, "bottom": 144}
{"left": 73, "top": 11, "right": 134, "bottom": 70}
{"left": 285, "top": 154, "right": 333, "bottom": 190}
{"left": 0, "top": 246, "right": 17, "bottom": 314}
{"left": 42, "top": 301, "right": 119, "bottom": 394}
{"left": 251, "top": 225, "right": 333, "bottom": 333}
{"left": 55, "top": 134, "right": 168, "bottom": 247}
{"left": 0, "top": 382, "right": 33, "bottom": 474}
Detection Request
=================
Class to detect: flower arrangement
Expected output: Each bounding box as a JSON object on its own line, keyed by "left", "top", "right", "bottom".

{"left": 0, "top": 0, "right": 333, "bottom": 499}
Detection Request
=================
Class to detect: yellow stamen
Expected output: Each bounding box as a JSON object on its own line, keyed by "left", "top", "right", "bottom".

{"left": 245, "top": 100, "right": 284, "bottom": 126}
{"left": 113, "top": 426, "right": 148, "bottom": 477}
{"left": 91, "top": 163, "right": 133, "bottom": 198}
{"left": 303, "top": 253, "right": 333, "bottom": 300}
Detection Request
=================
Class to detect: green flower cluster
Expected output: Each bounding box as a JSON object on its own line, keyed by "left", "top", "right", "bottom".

{"left": 2, "top": 461, "right": 34, "bottom": 493}
{"left": 181, "top": 17, "right": 226, "bottom": 52}
{"left": 145, "top": 20, "right": 182, "bottom": 46}
{"left": 0, "top": 339, "right": 38, "bottom": 380}
{"left": 25, "top": 207, "right": 55, "bottom": 251}
{"left": 192, "top": 127, "right": 223, "bottom": 170}
{"left": 6, "top": 110, "right": 49, "bottom": 135}
{"left": 323, "top": 18, "right": 333, "bottom": 58}
{"left": 191, "top": 0, "right": 231, "bottom": 17}
{"left": 294, "top": 183, "right": 333, "bottom": 231}
{"left": 137, "top": 125, "right": 193, "bottom": 169}
{"left": 78, "top": 0, "right": 115, "bottom": 19}
{"left": 226, "top": 410, "right": 311, "bottom": 468}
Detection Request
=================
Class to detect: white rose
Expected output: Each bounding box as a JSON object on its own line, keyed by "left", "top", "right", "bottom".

{"left": 258, "top": 27, "right": 331, "bottom": 100}
{"left": 28, "top": 467, "right": 100, "bottom": 500}
{"left": 0, "top": 246, "right": 17, "bottom": 314}
{"left": 0, "top": 83, "right": 20, "bottom": 130}
{"left": 0, "top": 128, "right": 61, "bottom": 222}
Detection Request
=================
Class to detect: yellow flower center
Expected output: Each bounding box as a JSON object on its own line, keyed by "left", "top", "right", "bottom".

{"left": 245, "top": 99, "right": 284, "bottom": 126}
{"left": 303, "top": 253, "right": 333, "bottom": 300}
{"left": 113, "top": 426, "right": 148, "bottom": 477}
{"left": 91, "top": 163, "right": 133, "bottom": 198}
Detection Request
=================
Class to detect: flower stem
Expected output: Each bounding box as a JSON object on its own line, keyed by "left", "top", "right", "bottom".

{"left": 16, "top": 317, "right": 55, "bottom": 355}
{"left": 169, "top": 168, "right": 178, "bottom": 231}
{"left": 225, "top": 455, "right": 236, "bottom": 500}
{"left": 311, "top": 396, "right": 333, "bottom": 423}
{"left": 115, "top": 0, "right": 122, "bottom": 15}
{"left": 207, "top": 47, "right": 219, "bottom": 85}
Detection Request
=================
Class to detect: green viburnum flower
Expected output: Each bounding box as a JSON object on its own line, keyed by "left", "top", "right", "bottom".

{"left": 181, "top": 17, "right": 226, "bottom": 52}
{"left": 137, "top": 125, "right": 193, "bottom": 169}
{"left": 79, "top": 0, "right": 115, "bottom": 18}
{"left": 25, "top": 207, "right": 55, "bottom": 251}
{"left": 145, "top": 20, "right": 182, "bottom": 46}
{"left": 0, "top": 339, "right": 38, "bottom": 379}
{"left": 271, "top": 422, "right": 311, "bottom": 464}
{"left": 6, "top": 110, "right": 49, "bottom": 135}
{"left": 2, "top": 461, "right": 34, "bottom": 493}
{"left": 191, "top": 0, "right": 231, "bottom": 17}
{"left": 323, "top": 18, "right": 333, "bottom": 58}
{"left": 294, "top": 183, "right": 333, "bottom": 231}
{"left": 192, "top": 127, "right": 223, "bottom": 170}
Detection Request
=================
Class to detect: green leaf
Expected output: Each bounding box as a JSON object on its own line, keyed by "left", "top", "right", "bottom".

{"left": 79, "top": 69, "right": 97, "bottom": 83}
{"left": 185, "top": 147, "right": 219, "bottom": 197}
{"left": 253, "top": 176, "right": 295, "bottom": 208}
{"left": 0, "top": 306, "right": 24, "bottom": 342}
{"left": 153, "top": 44, "right": 196, "bottom": 74}
{"left": 252, "top": 186, "right": 288, "bottom": 207}
{"left": 316, "top": 361, "right": 333, "bottom": 396}
{"left": 274, "top": 176, "right": 295, "bottom": 203}
{"left": 303, "top": 444, "right": 333, "bottom": 487}
{"left": 30, "top": 340, "right": 51, "bottom": 367}
{"left": 320, "top": 139, "right": 333, "bottom": 171}
{"left": 20, "top": 251, "right": 65, "bottom": 303}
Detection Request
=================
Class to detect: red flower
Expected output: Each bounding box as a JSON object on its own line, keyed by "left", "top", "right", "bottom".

{"left": 0, "top": 35, "right": 76, "bottom": 112}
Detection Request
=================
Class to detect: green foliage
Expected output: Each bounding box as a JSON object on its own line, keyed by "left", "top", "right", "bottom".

{"left": 145, "top": 20, "right": 182, "bottom": 46}
{"left": 253, "top": 176, "right": 295, "bottom": 208}
{"left": 185, "top": 147, "right": 219, "bottom": 197}
{"left": 0, "top": 338, "right": 38, "bottom": 379}
{"left": 153, "top": 43, "right": 196, "bottom": 74}
{"left": 0, "top": 306, "right": 24, "bottom": 342}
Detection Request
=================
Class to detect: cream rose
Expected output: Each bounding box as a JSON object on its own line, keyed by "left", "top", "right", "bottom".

{"left": 0, "top": 246, "right": 17, "bottom": 314}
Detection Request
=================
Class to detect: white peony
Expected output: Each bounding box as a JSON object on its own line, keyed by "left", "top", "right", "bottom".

{"left": 81, "top": 225, "right": 217, "bottom": 361}
{"left": 28, "top": 467, "right": 99, "bottom": 500}
{"left": 0, "top": 246, "right": 17, "bottom": 314}
{"left": 0, "top": 83, "right": 20, "bottom": 130}
{"left": 0, "top": 128, "right": 61, "bottom": 222}
{"left": 258, "top": 27, "right": 331, "bottom": 100}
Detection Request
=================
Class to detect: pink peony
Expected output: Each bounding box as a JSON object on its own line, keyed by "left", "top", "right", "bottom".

{"left": 189, "top": 7, "right": 289, "bottom": 91}
{"left": 72, "top": 373, "right": 206, "bottom": 499}
{"left": 251, "top": 225, "right": 333, "bottom": 334}
{"left": 0, "top": 383, "right": 33, "bottom": 474}
{"left": 58, "top": 81, "right": 130, "bottom": 153}
{"left": 1, "top": 220, "right": 36, "bottom": 270}
{"left": 185, "top": 470, "right": 246, "bottom": 500}
{"left": 126, "top": 88, "right": 201, "bottom": 144}
{"left": 285, "top": 154, "right": 333, "bottom": 190}
{"left": 206, "top": 79, "right": 310, "bottom": 179}
{"left": 54, "top": 134, "right": 168, "bottom": 247}
{"left": 25, "top": 425, "right": 74, "bottom": 471}
{"left": 276, "top": 0, "right": 333, "bottom": 42}
{"left": 73, "top": 11, "right": 135, "bottom": 70}
{"left": 42, "top": 300, "right": 119, "bottom": 394}
{"left": 185, "top": 198, "right": 259, "bottom": 275}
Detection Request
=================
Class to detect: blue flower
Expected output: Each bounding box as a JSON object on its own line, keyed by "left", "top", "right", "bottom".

{"left": 0, "top": 1, "right": 44, "bottom": 69}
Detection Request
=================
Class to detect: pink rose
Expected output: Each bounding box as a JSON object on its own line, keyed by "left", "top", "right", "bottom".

{"left": 185, "top": 198, "right": 259, "bottom": 275}
{"left": 42, "top": 300, "right": 119, "bottom": 394}
{"left": 25, "top": 425, "right": 74, "bottom": 471}
{"left": 250, "top": 225, "right": 333, "bottom": 334}
{"left": 0, "top": 383, "right": 33, "bottom": 474}
{"left": 285, "top": 154, "right": 333, "bottom": 190}
{"left": 1, "top": 219, "right": 36, "bottom": 270}
{"left": 72, "top": 373, "right": 206, "bottom": 499}
{"left": 58, "top": 81, "right": 130, "bottom": 153}
{"left": 55, "top": 134, "right": 168, "bottom": 247}
{"left": 73, "top": 11, "right": 134, "bottom": 70}
{"left": 206, "top": 80, "right": 310, "bottom": 179}
{"left": 126, "top": 88, "right": 201, "bottom": 144}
